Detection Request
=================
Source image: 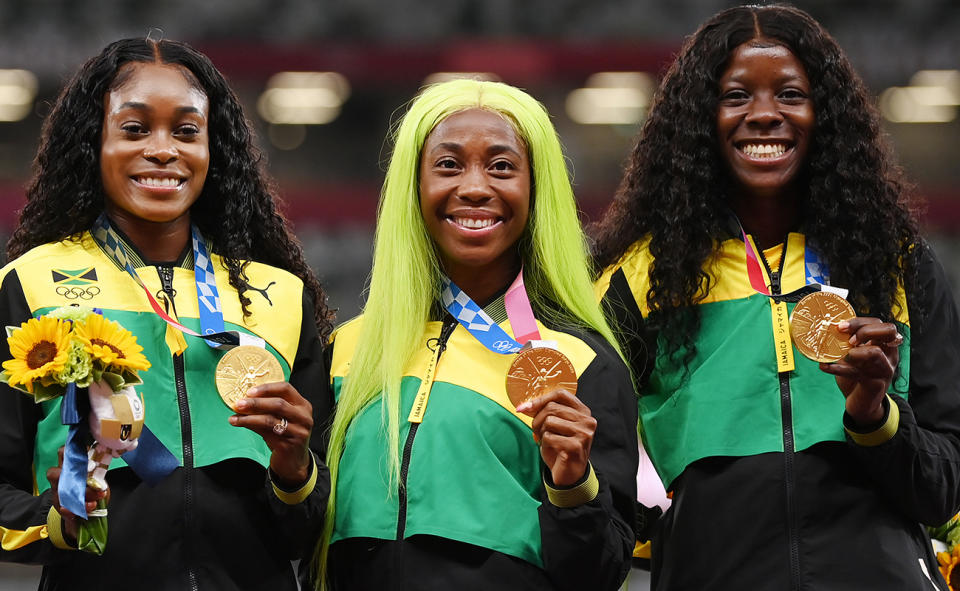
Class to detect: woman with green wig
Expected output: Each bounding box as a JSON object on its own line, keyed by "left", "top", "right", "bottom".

{"left": 313, "top": 79, "right": 638, "bottom": 589}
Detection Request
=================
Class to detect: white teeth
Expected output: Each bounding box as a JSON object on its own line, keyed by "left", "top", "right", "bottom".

{"left": 741, "top": 143, "right": 787, "bottom": 158}
{"left": 137, "top": 177, "right": 181, "bottom": 187}
{"left": 454, "top": 217, "right": 496, "bottom": 229}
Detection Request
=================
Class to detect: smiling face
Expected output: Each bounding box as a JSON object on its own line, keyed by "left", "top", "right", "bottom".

{"left": 716, "top": 40, "right": 814, "bottom": 202}
{"left": 100, "top": 62, "right": 210, "bottom": 238}
{"left": 419, "top": 108, "right": 531, "bottom": 300}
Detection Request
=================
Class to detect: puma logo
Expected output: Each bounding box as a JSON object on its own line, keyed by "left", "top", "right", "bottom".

{"left": 248, "top": 281, "right": 276, "bottom": 306}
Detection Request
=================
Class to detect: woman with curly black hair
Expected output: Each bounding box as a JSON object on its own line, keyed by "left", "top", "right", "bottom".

{"left": 594, "top": 5, "right": 960, "bottom": 589}
{"left": 0, "top": 38, "right": 332, "bottom": 590}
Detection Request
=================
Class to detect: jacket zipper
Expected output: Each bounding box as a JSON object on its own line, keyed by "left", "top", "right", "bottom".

{"left": 158, "top": 266, "right": 200, "bottom": 591}
{"left": 762, "top": 248, "right": 802, "bottom": 591}
{"left": 396, "top": 316, "right": 457, "bottom": 541}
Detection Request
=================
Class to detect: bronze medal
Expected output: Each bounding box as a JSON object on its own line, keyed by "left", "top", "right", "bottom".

{"left": 215, "top": 345, "right": 284, "bottom": 411}
{"left": 505, "top": 347, "right": 578, "bottom": 409}
{"left": 789, "top": 291, "right": 856, "bottom": 362}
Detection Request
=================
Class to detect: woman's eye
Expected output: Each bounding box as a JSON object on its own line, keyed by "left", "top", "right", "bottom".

{"left": 436, "top": 158, "right": 458, "bottom": 169}
{"left": 779, "top": 88, "right": 808, "bottom": 101}
{"left": 175, "top": 125, "right": 200, "bottom": 138}
{"left": 120, "top": 122, "right": 146, "bottom": 135}
{"left": 720, "top": 89, "right": 749, "bottom": 102}
{"left": 491, "top": 160, "right": 514, "bottom": 172}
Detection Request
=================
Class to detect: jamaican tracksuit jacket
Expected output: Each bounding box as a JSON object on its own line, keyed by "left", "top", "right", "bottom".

{"left": 0, "top": 229, "right": 331, "bottom": 590}
{"left": 326, "top": 301, "right": 638, "bottom": 591}
{"left": 597, "top": 233, "right": 960, "bottom": 590}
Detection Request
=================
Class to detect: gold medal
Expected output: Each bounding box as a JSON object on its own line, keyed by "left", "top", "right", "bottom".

{"left": 215, "top": 345, "right": 284, "bottom": 411}
{"left": 789, "top": 291, "right": 856, "bottom": 362}
{"left": 505, "top": 347, "right": 578, "bottom": 409}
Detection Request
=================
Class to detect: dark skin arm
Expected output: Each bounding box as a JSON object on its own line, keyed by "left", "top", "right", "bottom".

{"left": 517, "top": 389, "right": 596, "bottom": 487}
{"left": 45, "top": 446, "right": 108, "bottom": 545}
{"left": 228, "top": 382, "right": 314, "bottom": 488}
{"left": 819, "top": 317, "right": 904, "bottom": 427}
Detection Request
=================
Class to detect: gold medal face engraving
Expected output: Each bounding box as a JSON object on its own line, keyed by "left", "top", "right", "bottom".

{"left": 505, "top": 347, "right": 578, "bottom": 409}
{"left": 215, "top": 345, "right": 284, "bottom": 411}
{"left": 790, "top": 291, "right": 856, "bottom": 362}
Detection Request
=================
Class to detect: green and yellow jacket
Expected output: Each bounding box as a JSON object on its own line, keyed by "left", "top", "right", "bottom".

{"left": 597, "top": 233, "right": 960, "bottom": 590}
{"left": 0, "top": 228, "right": 330, "bottom": 591}
{"left": 327, "top": 301, "right": 637, "bottom": 591}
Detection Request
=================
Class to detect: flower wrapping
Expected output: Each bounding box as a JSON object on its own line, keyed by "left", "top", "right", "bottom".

{"left": 1, "top": 306, "right": 150, "bottom": 555}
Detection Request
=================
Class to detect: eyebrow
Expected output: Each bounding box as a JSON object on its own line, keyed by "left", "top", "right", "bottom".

{"left": 432, "top": 141, "right": 523, "bottom": 157}
{"left": 115, "top": 101, "right": 205, "bottom": 116}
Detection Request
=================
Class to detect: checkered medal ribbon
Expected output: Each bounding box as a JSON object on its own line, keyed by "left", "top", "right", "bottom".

{"left": 441, "top": 277, "right": 523, "bottom": 354}
{"left": 804, "top": 243, "right": 829, "bottom": 286}
{"left": 91, "top": 214, "right": 261, "bottom": 350}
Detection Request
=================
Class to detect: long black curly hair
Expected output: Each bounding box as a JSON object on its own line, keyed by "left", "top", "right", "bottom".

{"left": 592, "top": 4, "right": 920, "bottom": 363}
{"left": 8, "top": 38, "right": 334, "bottom": 339}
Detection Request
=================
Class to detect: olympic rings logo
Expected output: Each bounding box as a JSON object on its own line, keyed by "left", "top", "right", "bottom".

{"left": 492, "top": 340, "right": 517, "bottom": 352}
{"left": 56, "top": 286, "right": 101, "bottom": 300}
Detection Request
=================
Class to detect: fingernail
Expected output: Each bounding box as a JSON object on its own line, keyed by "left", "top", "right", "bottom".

{"left": 516, "top": 401, "right": 531, "bottom": 413}
{"left": 228, "top": 415, "right": 238, "bottom": 425}
{"left": 838, "top": 320, "right": 850, "bottom": 330}
{"left": 236, "top": 398, "right": 250, "bottom": 410}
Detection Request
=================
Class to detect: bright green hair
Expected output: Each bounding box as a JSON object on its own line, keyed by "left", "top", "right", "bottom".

{"left": 314, "top": 78, "right": 622, "bottom": 587}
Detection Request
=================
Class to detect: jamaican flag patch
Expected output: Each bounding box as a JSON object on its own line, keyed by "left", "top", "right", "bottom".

{"left": 51, "top": 267, "right": 98, "bottom": 286}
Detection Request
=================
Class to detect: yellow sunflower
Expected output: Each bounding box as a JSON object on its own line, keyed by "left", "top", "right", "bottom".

{"left": 940, "top": 546, "right": 960, "bottom": 590}
{"left": 2, "top": 316, "right": 72, "bottom": 393}
{"left": 74, "top": 314, "right": 151, "bottom": 373}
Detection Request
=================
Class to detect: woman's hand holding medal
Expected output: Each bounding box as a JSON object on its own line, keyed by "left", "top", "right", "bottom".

{"left": 517, "top": 390, "right": 596, "bottom": 488}
{"left": 819, "top": 317, "right": 903, "bottom": 428}
{"left": 229, "top": 383, "right": 314, "bottom": 489}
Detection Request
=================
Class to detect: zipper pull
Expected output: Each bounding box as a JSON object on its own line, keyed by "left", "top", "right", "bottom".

{"left": 770, "top": 270, "right": 781, "bottom": 295}
{"left": 156, "top": 266, "right": 177, "bottom": 314}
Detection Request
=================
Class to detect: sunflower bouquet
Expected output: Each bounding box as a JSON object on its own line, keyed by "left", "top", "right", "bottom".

{"left": 933, "top": 515, "right": 960, "bottom": 590}
{"left": 1, "top": 306, "right": 151, "bottom": 554}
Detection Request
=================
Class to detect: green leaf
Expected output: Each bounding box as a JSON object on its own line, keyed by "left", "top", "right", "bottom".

{"left": 100, "top": 371, "right": 124, "bottom": 391}
{"left": 121, "top": 370, "right": 143, "bottom": 387}
{"left": 31, "top": 383, "right": 65, "bottom": 403}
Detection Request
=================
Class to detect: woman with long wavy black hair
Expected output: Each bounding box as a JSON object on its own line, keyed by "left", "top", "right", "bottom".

{"left": 0, "top": 38, "right": 332, "bottom": 590}
{"left": 594, "top": 5, "right": 960, "bottom": 589}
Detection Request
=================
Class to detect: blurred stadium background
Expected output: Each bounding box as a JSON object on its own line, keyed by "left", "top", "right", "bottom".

{"left": 0, "top": 0, "right": 958, "bottom": 587}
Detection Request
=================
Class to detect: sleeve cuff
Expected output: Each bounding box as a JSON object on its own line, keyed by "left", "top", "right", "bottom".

{"left": 844, "top": 394, "right": 900, "bottom": 447}
{"left": 544, "top": 463, "right": 600, "bottom": 508}
{"left": 270, "top": 452, "right": 318, "bottom": 505}
{"left": 46, "top": 506, "right": 76, "bottom": 550}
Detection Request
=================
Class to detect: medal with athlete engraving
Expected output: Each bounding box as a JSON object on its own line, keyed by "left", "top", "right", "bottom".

{"left": 506, "top": 347, "right": 578, "bottom": 408}
{"left": 215, "top": 345, "right": 284, "bottom": 411}
{"left": 789, "top": 291, "right": 856, "bottom": 362}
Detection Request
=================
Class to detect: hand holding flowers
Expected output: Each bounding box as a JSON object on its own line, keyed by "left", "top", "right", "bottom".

{"left": 1, "top": 306, "right": 150, "bottom": 554}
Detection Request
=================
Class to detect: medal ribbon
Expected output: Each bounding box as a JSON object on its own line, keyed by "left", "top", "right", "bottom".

{"left": 740, "top": 227, "right": 847, "bottom": 300}
{"left": 92, "top": 214, "right": 264, "bottom": 354}
{"left": 441, "top": 270, "right": 550, "bottom": 355}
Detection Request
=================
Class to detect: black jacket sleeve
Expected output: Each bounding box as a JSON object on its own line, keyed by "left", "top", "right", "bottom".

{"left": 264, "top": 290, "right": 332, "bottom": 560}
{"left": 538, "top": 334, "right": 638, "bottom": 591}
{"left": 845, "top": 243, "right": 960, "bottom": 525}
{"left": 0, "top": 269, "right": 74, "bottom": 564}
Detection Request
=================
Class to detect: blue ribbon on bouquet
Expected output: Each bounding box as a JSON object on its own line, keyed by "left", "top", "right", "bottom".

{"left": 122, "top": 428, "right": 179, "bottom": 486}
{"left": 56, "top": 383, "right": 180, "bottom": 519}
{"left": 58, "top": 383, "right": 90, "bottom": 518}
